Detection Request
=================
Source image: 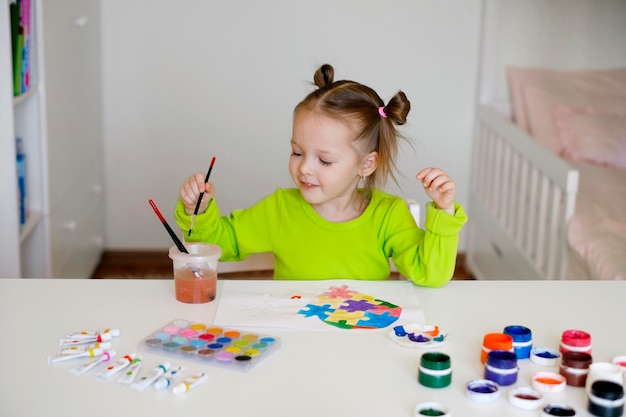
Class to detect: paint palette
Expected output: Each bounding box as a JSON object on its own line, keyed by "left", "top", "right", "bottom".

{"left": 388, "top": 323, "right": 448, "bottom": 349}
{"left": 139, "top": 319, "right": 280, "bottom": 372}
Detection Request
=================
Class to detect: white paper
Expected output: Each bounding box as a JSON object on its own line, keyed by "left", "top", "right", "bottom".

{"left": 213, "top": 280, "right": 425, "bottom": 331}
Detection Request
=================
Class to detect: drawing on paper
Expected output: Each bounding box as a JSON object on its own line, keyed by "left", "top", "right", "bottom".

{"left": 296, "top": 284, "right": 402, "bottom": 329}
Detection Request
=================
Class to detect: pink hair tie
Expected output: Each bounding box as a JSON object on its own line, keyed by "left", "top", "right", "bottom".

{"left": 378, "top": 106, "right": 387, "bottom": 118}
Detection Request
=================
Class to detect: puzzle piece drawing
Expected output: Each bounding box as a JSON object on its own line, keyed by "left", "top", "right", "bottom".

{"left": 296, "top": 285, "right": 401, "bottom": 330}
{"left": 297, "top": 304, "right": 333, "bottom": 320}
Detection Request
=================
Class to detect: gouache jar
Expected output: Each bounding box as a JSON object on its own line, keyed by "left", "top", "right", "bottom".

{"left": 560, "top": 351, "right": 593, "bottom": 387}
{"left": 484, "top": 350, "right": 518, "bottom": 386}
{"left": 560, "top": 329, "right": 592, "bottom": 355}
{"left": 504, "top": 325, "right": 533, "bottom": 359}
{"left": 613, "top": 356, "right": 626, "bottom": 373}
{"left": 481, "top": 332, "right": 514, "bottom": 364}
{"left": 588, "top": 380, "right": 624, "bottom": 417}
{"left": 586, "top": 362, "right": 625, "bottom": 394}
{"left": 418, "top": 352, "right": 452, "bottom": 389}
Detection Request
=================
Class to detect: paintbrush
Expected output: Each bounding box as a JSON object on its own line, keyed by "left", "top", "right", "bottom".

{"left": 188, "top": 157, "right": 216, "bottom": 236}
{"left": 149, "top": 199, "right": 201, "bottom": 277}
{"left": 149, "top": 199, "right": 188, "bottom": 253}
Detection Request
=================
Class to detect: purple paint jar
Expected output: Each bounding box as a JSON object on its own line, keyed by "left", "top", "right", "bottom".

{"left": 485, "top": 350, "right": 518, "bottom": 386}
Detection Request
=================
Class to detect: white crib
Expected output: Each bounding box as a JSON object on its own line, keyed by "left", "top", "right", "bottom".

{"left": 466, "top": 104, "right": 578, "bottom": 280}
{"left": 465, "top": 0, "right": 626, "bottom": 280}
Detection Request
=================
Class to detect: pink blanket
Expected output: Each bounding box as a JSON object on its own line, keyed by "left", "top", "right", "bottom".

{"left": 568, "top": 162, "right": 626, "bottom": 280}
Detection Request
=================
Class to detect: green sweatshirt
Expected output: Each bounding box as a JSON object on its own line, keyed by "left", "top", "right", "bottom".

{"left": 175, "top": 188, "right": 467, "bottom": 287}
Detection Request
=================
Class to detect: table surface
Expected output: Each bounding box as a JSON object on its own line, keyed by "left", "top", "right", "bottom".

{"left": 0, "top": 278, "right": 624, "bottom": 417}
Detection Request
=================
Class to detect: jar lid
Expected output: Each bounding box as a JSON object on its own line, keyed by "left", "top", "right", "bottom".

{"left": 531, "top": 347, "right": 561, "bottom": 366}
{"left": 465, "top": 379, "right": 499, "bottom": 403}
{"left": 415, "top": 402, "right": 450, "bottom": 417}
{"left": 509, "top": 387, "right": 543, "bottom": 410}
{"left": 542, "top": 403, "right": 576, "bottom": 416}
{"left": 532, "top": 372, "right": 566, "bottom": 393}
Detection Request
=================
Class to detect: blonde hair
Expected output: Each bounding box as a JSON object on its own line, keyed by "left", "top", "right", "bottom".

{"left": 294, "top": 64, "right": 411, "bottom": 191}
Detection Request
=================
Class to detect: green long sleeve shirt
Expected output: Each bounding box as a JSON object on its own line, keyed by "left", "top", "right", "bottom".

{"left": 175, "top": 188, "right": 467, "bottom": 287}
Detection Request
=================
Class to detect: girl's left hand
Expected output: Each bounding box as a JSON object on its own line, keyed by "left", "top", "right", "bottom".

{"left": 416, "top": 167, "right": 456, "bottom": 215}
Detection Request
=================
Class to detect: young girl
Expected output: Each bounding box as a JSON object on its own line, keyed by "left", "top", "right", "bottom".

{"left": 175, "top": 64, "right": 467, "bottom": 287}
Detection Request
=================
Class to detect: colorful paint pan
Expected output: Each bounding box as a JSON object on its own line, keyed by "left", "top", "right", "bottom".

{"left": 387, "top": 323, "right": 448, "bottom": 349}
{"left": 139, "top": 319, "right": 280, "bottom": 372}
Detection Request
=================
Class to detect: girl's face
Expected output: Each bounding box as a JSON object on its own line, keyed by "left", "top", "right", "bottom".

{"left": 289, "top": 110, "right": 374, "bottom": 214}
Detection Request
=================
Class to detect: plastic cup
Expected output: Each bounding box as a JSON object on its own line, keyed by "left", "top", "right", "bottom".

{"left": 168, "top": 243, "right": 221, "bottom": 304}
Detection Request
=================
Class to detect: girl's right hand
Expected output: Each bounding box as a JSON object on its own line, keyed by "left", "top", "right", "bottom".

{"left": 179, "top": 173, "right": 215, "bottom": 215}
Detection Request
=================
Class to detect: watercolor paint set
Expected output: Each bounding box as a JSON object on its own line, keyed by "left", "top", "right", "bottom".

{"left": 139, "top": 319, "right": 281, "bottom": 371}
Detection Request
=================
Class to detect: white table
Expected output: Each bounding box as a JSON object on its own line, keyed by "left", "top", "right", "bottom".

{"left": 0, "top": 279, "right": 624, "bottom": 417}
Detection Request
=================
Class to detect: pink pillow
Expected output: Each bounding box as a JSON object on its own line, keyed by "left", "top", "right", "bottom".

{"left": 553, "top": 106, "right": 626, "bottom": 171}
{"left": 524, "top": 86, "right": 626, "bottom": 153}
{"left": 506, "top": 66, "right": 626, "bottom": 145}
{"left": 506, "top": 66, "right": 548, "bottom": 132}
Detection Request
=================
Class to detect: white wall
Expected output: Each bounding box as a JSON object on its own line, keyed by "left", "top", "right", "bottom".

{"left": 101, "top": 0, "right": 483, "bottom": 251}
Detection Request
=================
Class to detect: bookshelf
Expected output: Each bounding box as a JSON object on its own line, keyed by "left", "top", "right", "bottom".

{"left": 0, "top": 0, "right": 104, "bottom": 278}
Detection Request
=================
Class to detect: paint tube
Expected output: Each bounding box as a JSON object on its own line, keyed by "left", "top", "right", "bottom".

{"left": 59, "top": 330, "right": 119, "bottom": 347}
{"left": 61, "top": 342, "right": 112, "bottom": 355}
{"left": 172, "top": 372, "right": 209, "bottom": 394}
{"left": 65, "top": 328, "right": 120, "bottom": 339}
{"left": 154, "top": 365, "right": 186, "bottom": 390}
{"left": 96, "top": 353, "right": 135, "bottom": 379}
{"left": 69, "top": 350, "right": 116, "bottom": 376}
{"left": 117, "top": 356, "right": 143, "bottom": 385}
{"left": 130, "top": 362, "right": 170, "bottom": 391}
{"left": 48, "top": 348, "right": 104, "bottom": 364}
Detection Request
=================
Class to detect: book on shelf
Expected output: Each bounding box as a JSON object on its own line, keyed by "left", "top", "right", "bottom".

{"left": 16, "top": 137, "right": 27, "bottom": 227}
{"left": 10, "top": 0, "right": 32, "bottom": 97}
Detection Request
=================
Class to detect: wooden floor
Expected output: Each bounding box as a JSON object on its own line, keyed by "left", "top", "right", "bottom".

{"left": 91, "top": 251, "right": 474, "bottom": 280}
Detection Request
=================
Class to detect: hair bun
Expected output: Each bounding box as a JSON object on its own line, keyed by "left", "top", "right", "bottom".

{"left": 314, "top": 64, "right": 335, "bottom": 88}
{"left": 385, "top": 91, "right": 411, "bottom": 125}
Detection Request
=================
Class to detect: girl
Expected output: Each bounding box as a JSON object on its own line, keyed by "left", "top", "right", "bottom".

{"left": 175, "top": 64, "right": 467, "bottom": 286}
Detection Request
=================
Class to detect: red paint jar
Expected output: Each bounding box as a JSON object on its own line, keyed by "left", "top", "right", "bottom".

{"left": 560, "top": 351, "right": 593, "bottom": 387}
{"left": 560, "top": 329, "right": 592, "bottom": 355}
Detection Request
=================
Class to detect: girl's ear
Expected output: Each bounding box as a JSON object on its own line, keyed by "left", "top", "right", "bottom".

{"left": 361, "top": 151, "right": 378, "bottom": 177}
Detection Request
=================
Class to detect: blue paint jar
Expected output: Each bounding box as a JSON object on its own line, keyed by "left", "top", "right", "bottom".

{"left": 485, "top": 350, "right": 518, "bottom": 386}
{"left": 504, "top": 325, "right": 533, "bottom": 359}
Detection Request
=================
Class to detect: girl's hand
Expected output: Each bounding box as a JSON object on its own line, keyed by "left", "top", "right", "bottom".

{"left": 416, "top": 167, "right": 456, "bottom": 215}
{"left": 179, "top": 173, "right": 215, "bottom": 215}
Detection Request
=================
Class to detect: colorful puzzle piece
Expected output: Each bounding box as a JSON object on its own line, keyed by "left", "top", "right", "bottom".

{"left": 297, "top": 304, "right": 334, "bottom": 320}
{"left": 341, "top": 299, "right": 376, "bottom": 312}
{"left": 297, "top": 285, "right": 402, "bottom": 330}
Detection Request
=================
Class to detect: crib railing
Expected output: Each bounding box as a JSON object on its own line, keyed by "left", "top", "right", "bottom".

{"left": 469, "top": 104, "right": 579, "bottom": 279}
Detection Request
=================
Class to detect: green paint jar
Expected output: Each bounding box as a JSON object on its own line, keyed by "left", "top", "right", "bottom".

{"left": 418, "top": 352, "right": 452, "bottom": 389}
